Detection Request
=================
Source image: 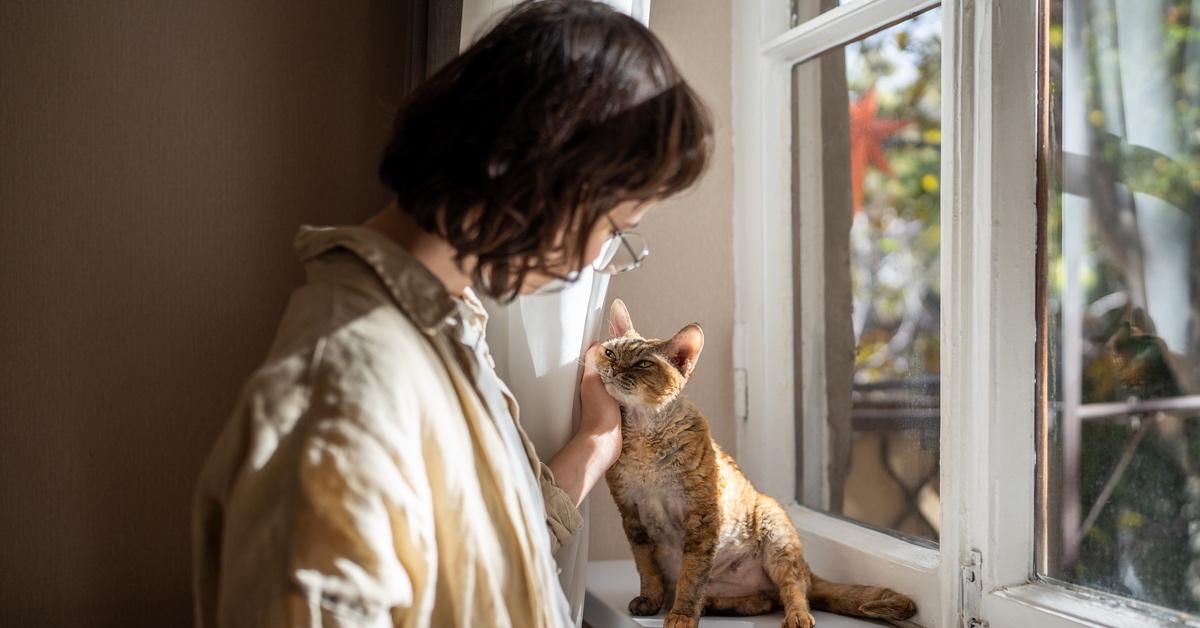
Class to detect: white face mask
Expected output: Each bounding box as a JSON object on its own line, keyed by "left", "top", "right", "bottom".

{"left": 526, "top": 270, "right": 582, "bottom": 296}
{"left": 477, "top": 268, "right": 581, "bottom": 298}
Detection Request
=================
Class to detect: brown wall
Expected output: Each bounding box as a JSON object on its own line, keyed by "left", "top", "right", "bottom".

{"left": 588, "top": 0, "right": 736, "bottom": 560}
{"left": 0, "top": 2, "right": 411, "bottom": 625}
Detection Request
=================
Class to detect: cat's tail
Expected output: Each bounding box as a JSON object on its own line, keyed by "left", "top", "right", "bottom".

{"left": 807, "top": 574, "right": 917, "bottom": 621}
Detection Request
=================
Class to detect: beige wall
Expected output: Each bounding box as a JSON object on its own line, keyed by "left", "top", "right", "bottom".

{"left": 588, "top": 0, "right": 736, "bottom": 560}
{"left": 0, "top": 2, "right": 408, "bottom": 625}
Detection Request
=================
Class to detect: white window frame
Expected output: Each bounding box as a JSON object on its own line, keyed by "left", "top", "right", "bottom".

{"left": 732, "top": 1, "right": 1199, "bottom": 626}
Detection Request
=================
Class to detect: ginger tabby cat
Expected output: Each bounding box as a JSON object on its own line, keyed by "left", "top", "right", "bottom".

{"left": 599, "top": 299, "right": 917, "bottom": 628}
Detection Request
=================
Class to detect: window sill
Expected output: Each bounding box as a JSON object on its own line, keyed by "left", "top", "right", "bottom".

{"left": 584, "top": 559, "right": 923, "bottom": 628}
{"left": 783, "top": 504, "right": 940, "bottom": 626}
{"left": 784, "top": 504, "right": 939, "bottom": 571}
{"left": 991, "top": 580, "right": 1200, "bottom": 628}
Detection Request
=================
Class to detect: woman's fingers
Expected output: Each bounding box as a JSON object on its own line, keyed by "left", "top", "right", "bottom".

{"left": 582, "top": 342, "right": 600, "bottom": 374}
{"left": 576, "top": 341, "right": 621, "bottom": 465}
{"left": 579, "top": 342, "right": 618, "bottom": 413}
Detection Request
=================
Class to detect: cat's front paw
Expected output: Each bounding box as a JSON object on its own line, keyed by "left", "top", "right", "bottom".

{"left": 663, "top": 612, "right": 699, "bottom": 628}
{"left": 628, "top": 595, "right": 662, "bottom": 616}
{"left": 782, "top": 610, "right": 815, "bottom": 628}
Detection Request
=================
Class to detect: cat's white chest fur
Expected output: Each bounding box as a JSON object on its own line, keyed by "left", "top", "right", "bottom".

{"left": 620, "top": 403, "right": 664, "bottom": 433}
{"left": 621, "top": 468, "right": 689, "bottom": 584}
{"left": 618, "top": 446, "right": 687, "bottom": 540}
{"left": 616, "top": 409, "right": 689, "bottom": 572}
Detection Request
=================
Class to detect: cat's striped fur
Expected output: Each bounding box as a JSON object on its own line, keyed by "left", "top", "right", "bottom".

{"left": 600, "top": 299, "right": 917, "bottom": 628}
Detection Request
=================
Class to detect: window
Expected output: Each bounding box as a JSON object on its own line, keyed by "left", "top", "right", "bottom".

{"left": 792, "top": 6, "right": 943, "bottom": 543}
{"left": 1039, "top": 0, "right": 1200, "bottom": 616}
{"left": 784, "top": 0, "right": 872, "bottom": 26}
{"left": 735, "top": 0, "right": 1198, "bottom": 625}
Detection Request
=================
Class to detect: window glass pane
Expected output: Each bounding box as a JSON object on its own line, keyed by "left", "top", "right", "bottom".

{"left": 792, "top": 8, "right": 942, "bottom": 542}
{"left": 786, "top": 0, "right": 862, "bottom": 27}
{"left": 1042, "top": 0, "right": 1200, "bottom": 614}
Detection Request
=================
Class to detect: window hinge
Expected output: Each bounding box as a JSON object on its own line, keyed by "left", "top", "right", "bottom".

{"left": 734, "top": 368, "right": 748, "bottom": 421}
{"left": 961, "top": 549, "right": 987, "bottom": 628}
{"left": 732, "top": 321, "right": 748, "bottom": 422}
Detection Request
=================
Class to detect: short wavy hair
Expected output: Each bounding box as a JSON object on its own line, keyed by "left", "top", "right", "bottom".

{"left": 378, "top": 0, "right": 712, "bottom": 302}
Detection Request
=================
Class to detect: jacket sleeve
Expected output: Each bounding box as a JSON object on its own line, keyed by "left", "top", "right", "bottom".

{"left": 536, "top": 460, "right": 585, "bottom": 553}
{"left": 286, "top": 416, "right": 435, "bottom": 627}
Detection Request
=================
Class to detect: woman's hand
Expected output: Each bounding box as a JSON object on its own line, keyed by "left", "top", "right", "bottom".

{"left": 577, "top": 342, "right": 622, "bottom": 462}
{"left": 547, "top": 343, "right": 623, "bottom": 507}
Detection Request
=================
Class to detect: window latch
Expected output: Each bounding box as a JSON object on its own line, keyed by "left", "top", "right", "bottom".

{"left": 961, "top": 548, "right": 987, "bottom": 627}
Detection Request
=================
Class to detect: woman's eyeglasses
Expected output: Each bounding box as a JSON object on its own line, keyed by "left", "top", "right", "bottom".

{"left": 592, "top": 215, "right": 649, "bottom": 274}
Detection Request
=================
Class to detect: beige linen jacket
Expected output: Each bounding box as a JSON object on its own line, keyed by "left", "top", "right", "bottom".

{"left": 192, "top": 224, "right": 584, "bottom": 628}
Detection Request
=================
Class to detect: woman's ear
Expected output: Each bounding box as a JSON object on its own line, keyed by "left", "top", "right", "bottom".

{"left": 609, "top": 298, "right": 635, "bottom": 338}
{"left": 665, "top": 323, "right": 704, "bottom": 379}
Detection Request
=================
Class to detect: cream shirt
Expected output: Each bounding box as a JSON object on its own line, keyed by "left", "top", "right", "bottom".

{"left": 192, "top": 224, "right": 584, "bottom": 627}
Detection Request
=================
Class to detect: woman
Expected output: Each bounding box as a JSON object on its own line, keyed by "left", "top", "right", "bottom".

{"left": 192, "top": 1, "right": 711, "bottom": 626}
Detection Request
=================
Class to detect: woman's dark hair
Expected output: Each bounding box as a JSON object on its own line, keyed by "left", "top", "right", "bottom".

{"left": 378, "top": 0, "right": 712, "bottom": 302}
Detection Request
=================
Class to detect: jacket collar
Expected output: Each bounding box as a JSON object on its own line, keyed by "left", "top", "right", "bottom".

{"left": 293, "top": 224, "right": 459, "bottom": 335}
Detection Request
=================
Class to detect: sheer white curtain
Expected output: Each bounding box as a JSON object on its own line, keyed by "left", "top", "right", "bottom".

{"left": 458, "top": 2, "right": 651, "bottom": 626}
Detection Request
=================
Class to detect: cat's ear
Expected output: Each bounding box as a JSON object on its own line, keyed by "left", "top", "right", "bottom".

{"left": 665, "top": 323, "right": 704, "bottom": 379}
{"left": 1129, "top": 306, "right": 1156, "bottom": 336}
{"left": 609, "top": 298, "right": 635, "bottom": 338}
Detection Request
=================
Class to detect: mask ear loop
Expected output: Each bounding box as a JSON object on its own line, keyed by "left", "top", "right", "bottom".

{"left": 527, "top": 269, "right": 584, "bottom": 296}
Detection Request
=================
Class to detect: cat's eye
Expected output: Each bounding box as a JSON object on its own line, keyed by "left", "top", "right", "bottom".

{"left": 604, "top": 348, "right": 616, "bottom": 359}
{"left": 635, "top": 360, "right": 653, "bottom": 368}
